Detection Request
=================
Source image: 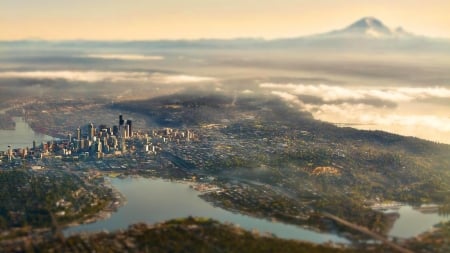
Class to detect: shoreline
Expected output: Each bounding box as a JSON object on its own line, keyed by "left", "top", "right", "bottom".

{"left": 63, "top": 177, "right": 127, "bottom": 231}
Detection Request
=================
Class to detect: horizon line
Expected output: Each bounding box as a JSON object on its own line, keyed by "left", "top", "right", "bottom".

{"left": 2, "top": 16, "right": 450, "bottom": 42}
{"left": 1, "top": 33, "right": 449, "bottom": 42}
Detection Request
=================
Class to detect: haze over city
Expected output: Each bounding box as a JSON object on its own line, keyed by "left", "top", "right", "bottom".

{"left": 2, "top": 0, "right": 450, "bottom": 40}
{"left": 1, "top": 1, "right": 450, "bottom": 252}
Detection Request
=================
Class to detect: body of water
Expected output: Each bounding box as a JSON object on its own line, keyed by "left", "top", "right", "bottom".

{"left": 64, "top": 177, "right": 450, "bottom": 242}
{"left": 0, "top": 117, "right": 53, "bottom": 151}
{"left": 388, "top": 206, "right": 449, "bottom": 238}
{"left": 1, "top": 118, "right": 448, "bottom": 242}
{"left": 64, "top": 177, "right": 349, "bottom": 244}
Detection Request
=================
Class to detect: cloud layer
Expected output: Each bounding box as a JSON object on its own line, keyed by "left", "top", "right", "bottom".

{"left": 0, "top": 71, "right": 217, "bottom": 84}
{"left": 260, "top": 83, "right": 450, "bottom": 104}
{"left": 85, "top": 54, "right": 164, "bottom": 61}
{"left": 262, "top": 82, "right": 450, "bottom": 143}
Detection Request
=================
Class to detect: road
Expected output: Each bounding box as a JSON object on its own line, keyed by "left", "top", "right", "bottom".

{"left": 322, "top": 212, "right": 414, "bottom": 253}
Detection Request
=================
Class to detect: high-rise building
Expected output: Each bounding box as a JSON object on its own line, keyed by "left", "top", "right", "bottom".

{"left": 126, "top": 120, "right": 132, "bottom": 137}
{"left": 7, "top": 145, "right": 12, "bottom": 161}
{"left": 88, "top": 123, "right": 95, "bottom": 140}
{"left": 76, "top": 127, "right": 81, "bottom": 141}
{"left": 97, "top": 140, "right": 102, "bottom": 154}
{"left": 107, "top": 127, "right": 112, "bottom": 136}
{"left": 112, "top": 136, "right": 118, "bottom": 149}
{"left": 80, "top": 139, "right": 86, "bottom": 150}
{"left": 124, "top": 124, "right": 129, "bottom": 139}
{"left": 120, "top": 136, "right": 126, "bottom": 152}
{"left": 119, "top": 115, "right": 124, "bottom": 128}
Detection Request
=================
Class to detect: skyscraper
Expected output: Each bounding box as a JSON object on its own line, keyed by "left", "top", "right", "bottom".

{"left": 124, "top": 124, "right": 129, "bottom": 139}
{"left": 126, "top": 120, "right": 132, "bottom": 137}
{"left": 88, "top": 123, "right": 94, "bottom": 140}
{"left": 7, "top": 145, "right": 12, "bottom": 161}
{"left": 77, "top": 127, "right": 81, "bottom": 141}
{"left": 119, "top": 115, "right": 124, "bottom": 128}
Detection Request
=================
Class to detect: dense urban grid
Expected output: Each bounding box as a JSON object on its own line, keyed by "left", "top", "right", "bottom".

{"left": 0, "top": 95, "right": 449, "bottom": 253}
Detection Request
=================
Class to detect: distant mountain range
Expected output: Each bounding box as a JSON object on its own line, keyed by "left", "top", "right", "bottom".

{"left": 319, "top": 17, "right": 413, "bottom": 39}
{"left": 1, "top": 17, "right": 449, "bottom": 53}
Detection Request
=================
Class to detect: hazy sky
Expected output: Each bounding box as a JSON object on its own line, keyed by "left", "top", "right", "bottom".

{"left": 1, "top": 0, "right": 450, "bottom": 40}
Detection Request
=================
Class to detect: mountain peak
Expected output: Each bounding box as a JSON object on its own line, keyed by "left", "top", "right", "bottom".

{"left": 350, "top": 17, "right": 385, "bottom": 29}
{"left": 345, "top": 17, "right": 392, "bottom": 37}
{"left": 322, "top": 17, "right": 414, "bottom": 39}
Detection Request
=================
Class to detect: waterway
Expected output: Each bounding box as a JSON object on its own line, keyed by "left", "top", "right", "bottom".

{"left": 388, "top": 206, "right": 449, "bottom": 238}
{"left": 64, "top": 177, "right": 348, "bottom": 243}
{"left": 0, "top": 118, "right": 448, "bottom": 242}
{"left": 62, "top": 177, "right": 450, "bottom": 242}
{"left": 0, "top": 116, "right": 53, "bottom": 150}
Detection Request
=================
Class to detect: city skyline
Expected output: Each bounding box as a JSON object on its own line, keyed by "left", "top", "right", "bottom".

{"left": 2, "top": 0, "right": 450, "bottom": 40}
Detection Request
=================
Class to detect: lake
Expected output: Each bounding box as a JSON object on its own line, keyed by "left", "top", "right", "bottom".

{"left": 0, "top": 116, "right": 53, "bottom": 150}
{"left": 0, "top": 117, "right": 448, "bottom": 243}
{"left": 64, "top": 177, "right": 349, "bottom": 244}
{"left": 388, "top": 205, "right": 449, "bottom": 238}
{"left": 64, "top": 177, "right": 450, "bottom": 242}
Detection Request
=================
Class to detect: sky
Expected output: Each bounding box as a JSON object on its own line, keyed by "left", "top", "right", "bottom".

{"left": 1, "top": 0, "right": 450, "bottom": 40}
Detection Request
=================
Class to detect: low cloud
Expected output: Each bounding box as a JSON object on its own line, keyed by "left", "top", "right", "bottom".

{"left": 85, "top": 54, "right": 164, "bottom": 61}
{"left": 395, "top": 87, "right": 450, "bottom": 99}
{"left": 260, "top": 83, "right": 450, "bottom": 105}
{"left": 271, "top": 91, "right": 298, "bottom": 102}
{"left": 270, "top": 91, "right": 307, "bottom": 110}
{"left": 264, "top": 82, "right": 450, "bottom": 143}
{"left": 0, "top": 71, "right": 217, "bottom": 84}
{"left": 369, "top": 114, "right": 450, "bottom": 132}
{"left": 308, "top": 102, "right": 450, "bottom": 142}
{"left": 150, "top": 73, "right": 217, "bottom": 84}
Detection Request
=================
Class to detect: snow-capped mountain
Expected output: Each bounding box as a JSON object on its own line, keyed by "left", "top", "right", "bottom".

{"left": 3, "top": 17, "right": 449, "bottom": 53}
{"left": 259, "top": 17, "right": 450, "bottom": 52}
{"left": 323, "top": 17, "right": 414, "bottom": 39}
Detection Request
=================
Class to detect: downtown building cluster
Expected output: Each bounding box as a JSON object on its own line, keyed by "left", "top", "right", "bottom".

{"left": 65, "top": 114, "right": 133, "bottom": 159}
{"left": 1, "top": 115, "right": 136, "bottom": 161}
{"left": 1, "top": 114, "right": 197, "bottom": 163}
